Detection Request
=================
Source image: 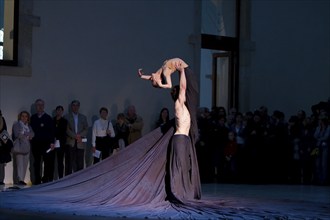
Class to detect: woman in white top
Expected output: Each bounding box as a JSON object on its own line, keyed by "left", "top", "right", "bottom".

{"left": 92, "top": 107, "right": 115, "bottom": 164}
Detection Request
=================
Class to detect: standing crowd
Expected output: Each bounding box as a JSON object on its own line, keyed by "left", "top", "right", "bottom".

{"left": 196, "top": 100, "right": 330, "bottom": 186}
{"left": 0, "top": 99, "right": 144, "bottom": 185}
{"left": 1, "top": 98, "right": 329, "bottom": 186}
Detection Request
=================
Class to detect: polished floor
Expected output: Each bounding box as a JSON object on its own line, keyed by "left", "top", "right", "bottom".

{"left": 1, "top": 183, "right": 329, "bottom": 220}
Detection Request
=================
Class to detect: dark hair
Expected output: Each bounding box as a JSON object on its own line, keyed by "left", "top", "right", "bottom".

{"left": 171, "top": 85, "right": 180, "bottom": 101}
{"left": 35, "top": 98, "right": 45, "bottom": 105}
{"left": 56, "top": 105, "right": 64, "bottom": 111}
{"left": 158, "top": 107, "right": 169, "bottom": 122}
{"left": 117, "top": 113, "right": 125, "bottom": 120}
{"left": 156, "top": 107, "right": 170, "bottom": 128}
{"left": 71, "top": 100, "right": 80, "bottom": 106}
{"left": 99, "top": 107, "right": 108, "bottom": 114}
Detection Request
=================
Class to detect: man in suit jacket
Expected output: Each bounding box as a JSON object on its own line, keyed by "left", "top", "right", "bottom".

{"left": 125, "top": 105, "right": 144, "bottom": 145}
{"left": 65, "top": 100, "right": 88, "bottom": 175}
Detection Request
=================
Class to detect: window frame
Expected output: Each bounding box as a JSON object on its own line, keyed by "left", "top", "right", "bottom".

{"left": 0, "top": 0, "right": 19, "bottom": 66}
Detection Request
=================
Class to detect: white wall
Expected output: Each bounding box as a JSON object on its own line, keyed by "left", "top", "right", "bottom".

{"left": 247, "top": 0, "right": 330, "bottom": 116}
{"left": 0, "top": 0, "right": 200, "bottom": 184}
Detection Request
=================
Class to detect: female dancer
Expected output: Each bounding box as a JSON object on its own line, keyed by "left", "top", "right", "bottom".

{"left": 138, "top": 58, "right": 188, "bottom": 89}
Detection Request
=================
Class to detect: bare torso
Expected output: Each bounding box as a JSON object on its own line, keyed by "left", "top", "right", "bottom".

{"left": 174, "top": 100, "right": 190, "bottom": 136}
{"left": 162, "top": 58, "right": 189, "bottom": 76}
{"left": 139, "top": 58, "right": 189, "bottom": 89}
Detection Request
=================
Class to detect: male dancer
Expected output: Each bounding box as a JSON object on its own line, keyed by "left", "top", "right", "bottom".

{"left": 165, "top": 61, "right": 201, "bottom": 203}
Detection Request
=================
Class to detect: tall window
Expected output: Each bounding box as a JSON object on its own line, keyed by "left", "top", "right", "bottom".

{"left": 200, "top": 0, "right": 239, "bottom": 110}
{"left": 0, "top": 0, "right": 18, "bottom": 65}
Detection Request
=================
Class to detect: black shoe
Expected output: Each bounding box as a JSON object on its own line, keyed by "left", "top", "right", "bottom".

{"left": 18, "top": 181, "right": 27, "bottom": 185}
{"left": 0, "top": 182, "right": 4, "bottom": 185}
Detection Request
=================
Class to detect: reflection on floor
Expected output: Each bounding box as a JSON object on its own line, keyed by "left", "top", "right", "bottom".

{"left": 1, "top": 183, "right": 329, "bottom": 220}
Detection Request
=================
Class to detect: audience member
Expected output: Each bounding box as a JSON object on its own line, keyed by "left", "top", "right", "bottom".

{"left": 0, "top": 110, "right": 13, "bottom": 185}
{"left": 266, "top": 110, "right": 289, "bottom": 183}
{"left": 3, "top": 97, "right": 330, "bottom": 186}
{"left": 155, "top": 107, "right": 170, "bottom": 128}
{"left": 197, "top": 107, "right": 212, "bottom": 145}
{"left": 227, "top": 107, "right": 237, "bottom": 127}
{"left": 312, "top": 115, "right": 330, "bottom": 185}
{"left": 311, "top": 100, "right": 330, "bottom": 120}
{"left": 258, "top": 105, "right": 271, "bottom": 127}
{"left": 288, "top": 115, "right": 303, "bottom": 183}
{"left": 53, "top": 105, "right": 68, "bottom": 179}
{"left": 125, "top": 105, "right": 144, "bottom": 145}
{"left": 230, "top": 112, "right": 246, "bottom": 181}
{"left": 243, "top": 111, "right": 254, "bottom": 126}
{"left": 244, "top": 110, "right": 267, "bottom": 183}
{"left": 223, "top": 131, "right": 238, "bottom": 182}
{"left": 298, "top": 116, "right": 315, "bottom": 184}
{"left": 212, "top": 106, "right": 227, "bottom": 120}
{"left": 113, "top": 113, "right": 129, "bottom": 151}
{"left": 296, "top": 110, "right": 306, "bottom": 126}
{"left": 65, "top": 100, "right": 89, "bottom": 174}
{"left": 12, "top": 111, "right": 34, "bottom": 185}
{"left": 209, "top": 115, "right": 229, "bottom": 181}
{"left": 196, "top": 107, "right": 213, "bottom": 182}
{"left": 30, "top": 99, "right": 55, "bottom": 184}
{"left": 92, "top": 107, "right": 115, "bottom": 164}
{"left": 230, "top": 112, "right": 246, "bottom": 149}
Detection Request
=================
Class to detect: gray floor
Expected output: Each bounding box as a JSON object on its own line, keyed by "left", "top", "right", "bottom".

{"left": 1, "top": 183, "right": 329, "bottom": 220}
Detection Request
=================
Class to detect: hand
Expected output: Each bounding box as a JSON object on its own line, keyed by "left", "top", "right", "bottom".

{"left": 175, "top": 61, "right": 184, "bottom": 72}
{"left": 50, "top": 143, "right": 55, "bottom": 150}
{"left": 92, "top": 146, "right": 96, "bottom": 153}
{"left": 138, "top": 68, "right": 144, "bottom": 77}
{"left": 76, "top": 134, "right": 82, "bottom": 143}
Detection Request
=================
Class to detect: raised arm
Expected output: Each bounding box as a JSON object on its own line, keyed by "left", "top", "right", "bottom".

{"left": 177, "top": 65, "right": 187, "bottom": 105}
{"left": 138, "top": 68, "right": 152, "bottom": 80}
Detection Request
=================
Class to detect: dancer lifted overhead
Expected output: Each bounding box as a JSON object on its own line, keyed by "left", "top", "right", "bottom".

{"left": 138, "top": 58, "right": 188, "bottom": 89}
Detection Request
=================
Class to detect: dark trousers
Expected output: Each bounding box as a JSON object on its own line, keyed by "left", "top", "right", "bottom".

{"left": 93, "top": 136, "right": 111, "bottom": 164}
{"left": 55, "top": 146, "right": 65, "bottom": 179}
{"left": 69, "top": 142, "right": 84, "bottom": 173}
{"left": 64, "top": 144, "right": 71, "bottom": 176}
{"left": 31, "top": 141, "right": 55, "bottom": 184}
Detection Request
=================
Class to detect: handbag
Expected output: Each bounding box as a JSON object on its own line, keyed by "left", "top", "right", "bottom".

{"left": 12, "top": 138, "right": 30, "bottom": 154}
{"left": 0, "top": 130, "right": 10, "bottom": 143}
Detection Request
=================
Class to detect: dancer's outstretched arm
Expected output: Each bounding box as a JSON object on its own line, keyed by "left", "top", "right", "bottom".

{"left": 138, "top": 68, "right": 152, "bottom": 80}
